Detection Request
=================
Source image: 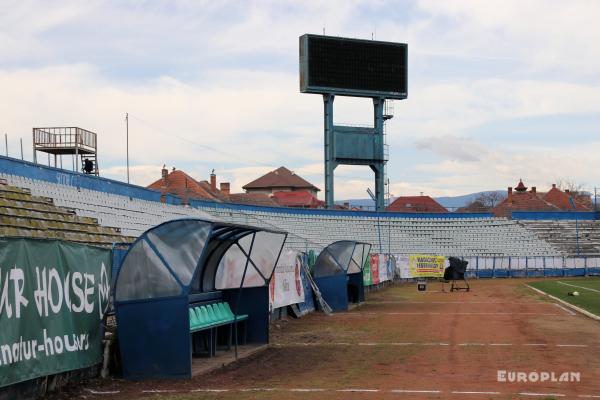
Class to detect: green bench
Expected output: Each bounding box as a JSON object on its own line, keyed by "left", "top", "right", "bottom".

{"left": 188, "top": 302, "right": 248, "bottom": 356}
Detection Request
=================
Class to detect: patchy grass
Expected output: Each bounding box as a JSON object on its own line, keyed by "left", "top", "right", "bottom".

{"left": 528, "top": 277, "right": 600, "bottom": 316}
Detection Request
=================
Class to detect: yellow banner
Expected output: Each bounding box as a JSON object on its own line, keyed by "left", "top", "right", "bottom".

{"left": 409, "top": 254, "right": 445, "bottom": 277}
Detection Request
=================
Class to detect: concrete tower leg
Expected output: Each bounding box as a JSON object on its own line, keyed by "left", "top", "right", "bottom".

{"left": 373, "top": 98, "right": 386, "bottom": 212}
{"left": 323, "top": 94, "right": 336, "bottom": 209}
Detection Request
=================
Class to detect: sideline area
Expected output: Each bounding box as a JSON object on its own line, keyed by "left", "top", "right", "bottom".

{"left": 54, "top": 279, "right": 600, "bottom": 400}
{"left": 528, "top": 277, "right": 600, "bottom": 317}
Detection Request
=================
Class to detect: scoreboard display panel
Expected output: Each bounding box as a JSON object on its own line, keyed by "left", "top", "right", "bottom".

{"left": 300, "top": 34, "right": 407, "bottom": 99}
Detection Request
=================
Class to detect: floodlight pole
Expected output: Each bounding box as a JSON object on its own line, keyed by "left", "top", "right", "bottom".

{"left": 322, "top": 94, "right": 387, "bottom": 211}
{"left": 126, "top": 112, "right": 130, "bottom": 184}
{"left": 372, "top": 98, "right": 386, "bottom": 212}
{"left": 323, "top": 94, "right": 335, "bottom": 208}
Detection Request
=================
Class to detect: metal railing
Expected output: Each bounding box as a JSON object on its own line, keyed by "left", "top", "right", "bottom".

{"left": 33, "top": 127, "right": 97, "bottom": 149}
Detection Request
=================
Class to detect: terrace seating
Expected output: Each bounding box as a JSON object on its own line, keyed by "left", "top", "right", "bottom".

{"left": 519, "top": 220, "right": 600, "bottom": 257}
{"left": 0, "top": 172, "right": 215, "bottom": 237}
{"left": 0, "top": 171, "right": 568, "bottom": 257}
{"left": 195, "top": 203, "right": 564, "bottom": 257}
{"left": 0, "top": 179, "right": 132, "bottom": 246}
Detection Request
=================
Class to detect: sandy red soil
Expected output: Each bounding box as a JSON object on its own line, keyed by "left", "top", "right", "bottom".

{"left": 53, "top": 279, "right": 600, "bottom": 399}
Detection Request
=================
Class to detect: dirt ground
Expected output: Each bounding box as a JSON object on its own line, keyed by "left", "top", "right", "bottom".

{"left": 55, "top": 279, "right": 600, "bottom": 399}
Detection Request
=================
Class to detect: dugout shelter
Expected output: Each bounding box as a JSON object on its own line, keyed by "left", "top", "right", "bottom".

{"left": 114, "top": 218, "right": 287, "bottom": 380}
{"left": 313, "top": 240, "right": 371, "bottom": 311}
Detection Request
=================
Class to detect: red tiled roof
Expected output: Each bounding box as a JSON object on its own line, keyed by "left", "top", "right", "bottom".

{"left": 147, "top": 170, "right": 222, "bottom": 202}
{"left": 228, "top": 193, "right": 280, "bottom": 207}
{"left": 271, "top": 191, "right": 324, "bottom": 208}
{"left": 386, "top": 196, "right": 448, "bottom": 213}
{"left": 198, "top": 180, "right": 228, "bottom": 201}
{"left": 242, "top": 166, "right": 320, "bottom": 191}
{"left": 542, "top": 186, "right": 590, "bottom": 211}
{"left": 493, "top": 191, "right": 559, "bottom": 217}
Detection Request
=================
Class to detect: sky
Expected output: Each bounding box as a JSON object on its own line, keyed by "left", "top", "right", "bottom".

{"left": 1, "top": 0, "right": 600, "bottom": 200}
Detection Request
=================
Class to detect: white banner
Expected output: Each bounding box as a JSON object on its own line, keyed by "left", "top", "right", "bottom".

{"left": 378, "top": 254, "right": 389, "bottom": 282}
{"left": 269, "top": 250, "right": 305, "bottom": 309}
{"left": 396, "top": 255, "right": 411, "bottom": 278}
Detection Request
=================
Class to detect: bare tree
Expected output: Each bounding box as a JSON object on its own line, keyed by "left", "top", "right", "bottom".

{"left": 475, "top": 191, "right": 506, "bottom": 208}
{"left": 459, "top": 191, "right": 506, "bottom": 212}
{"left": 554, "top": 179, "right": 586, "bottom": 195}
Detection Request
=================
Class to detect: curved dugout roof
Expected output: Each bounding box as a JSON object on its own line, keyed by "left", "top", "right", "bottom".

{"left": 313, "top": 240, "right": 372, "bottom": 278}
{"left": 115, "top": 218, "right": 287, "bottom": 302}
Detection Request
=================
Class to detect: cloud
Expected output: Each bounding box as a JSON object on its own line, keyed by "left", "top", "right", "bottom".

{"left": 404, "top": 141, "right": 600, "bottom": 197}
{"left": 414, "top": 135, "right": 487, "bottom": 162}
{"left": 102, "top": 164, "right": 164, "bottom": 187}
{"left": 414, "top": 0, "right": 600, "bottom": 78}
{"left": 2, "top": 1, "right": 600, "bottom": 202}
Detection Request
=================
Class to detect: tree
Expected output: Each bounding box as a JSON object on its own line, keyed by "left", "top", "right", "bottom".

{"left": 457, "top": 192, "right": 506, "bottom": 212}
{"left": 554, "top": 179, "right": 585, "bottom": 195}
{"left": 475, "top": 191, "right": 506, "bottom": 208}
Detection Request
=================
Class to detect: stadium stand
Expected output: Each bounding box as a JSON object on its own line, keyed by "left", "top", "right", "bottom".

{"left": 0, "top": 178, "right": 130, "bottom": 246}
{"left": 0, "top": 172, "right": 215, "bottom": 238}
{"left": 193, "top": 202, "right": 562, "bottom": 256}
{"left": 518, "top": 219, "right": 600, "bottom": 256}
{"left": 0, "top": 161, "right": 567, "bottom": 257}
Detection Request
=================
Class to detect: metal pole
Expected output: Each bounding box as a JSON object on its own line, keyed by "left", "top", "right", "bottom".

{"left": 576, "top": 217, "right": 580, "bottom": 256}
{"left": 373, "top": 98, "right": 386, "bottom": 212}
{"left": 323, "top": 95, "right": 335, "bottom": 209}
{"left": 75, "top": 128, "right": 79, "bottom": 172}
{"left": 126, "top": 112, "right": 130, "bottom": 184}
{"left": 234, "top": 233, "right": 256, "bottom": 360}
{"left": 4, "top": 134, "right": 7, "bottom": 157}
{"left": 20, "top": 138, "right": 23, "bottom": 160}
{"left": 32, "top": 129, "right": 36, "bottom": 164}
{"left": 376, "top": 216, "right": 382, "bottom": 253}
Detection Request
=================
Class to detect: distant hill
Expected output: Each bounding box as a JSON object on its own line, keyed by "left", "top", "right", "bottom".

{"left": 338, "top": 190, "right": 506, "bottom": 211}
{"left": 435, "top": 191, "right": 505, "bottom": 211}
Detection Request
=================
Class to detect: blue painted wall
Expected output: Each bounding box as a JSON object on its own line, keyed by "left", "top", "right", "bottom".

{"left": 189, "top": 198, "right": 494, "bottom": 219}
{"left": 0, "top": 155, "right": 161, "bottom": 201}
{"left": 512, "top": 211, "right": 599, "bottom": 220}
{"left": 165, "top": 193, "right": 181, "bottom": 205}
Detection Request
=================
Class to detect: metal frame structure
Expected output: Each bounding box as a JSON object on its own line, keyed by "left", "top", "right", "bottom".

{"left": 323, "top": 95, "right": 390, "bottom": 210}
{"left": 300, "top": 35, "right": 407, "bottom": 211}
{"left": 32, "top": 127, "right": 98, "bottom": 175}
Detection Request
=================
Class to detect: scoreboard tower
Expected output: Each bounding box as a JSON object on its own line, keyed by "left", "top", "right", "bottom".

{"left": 300, "top": 34, "right": 407, "bottom": 211}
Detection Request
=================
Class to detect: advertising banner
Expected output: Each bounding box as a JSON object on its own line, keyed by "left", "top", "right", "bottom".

{"left": 294, "top": 253, "right": 315, "bottom": 315}
{"left": 370, "top": 254, "right": 380, "bottom": 285}
{"left": 378, "top": 255, "right": 388, "bottom": 282}
{"left": 269, "top": 250, "right": 305, "bottom": 309}
{"left": 0, "top": 238, "right": 111, "bottom": 388}
{"left": 363, "top": 255, "right": 372, "bottom": 286}
{"left": 408, "top": 254, "right": 445, "bottom": 278}
{"left": 396, "top": 255, "right": 410, "bottom": 279}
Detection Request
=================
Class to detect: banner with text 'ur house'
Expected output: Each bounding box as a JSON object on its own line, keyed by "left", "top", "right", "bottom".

{"left": 0, "top": 238, "right": 111, "bottom": 388}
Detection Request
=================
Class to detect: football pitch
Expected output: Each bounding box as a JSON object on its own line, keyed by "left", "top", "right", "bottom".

{"left": 528, "top": 277, "right": 600, "bottom": 317}
{"left": 59, "top": 279, "right": 600, "bottom": 400}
